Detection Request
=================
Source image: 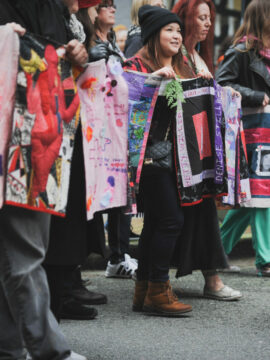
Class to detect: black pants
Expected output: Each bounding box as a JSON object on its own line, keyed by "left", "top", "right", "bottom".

{"left": 137, "top": 167, "right": 184, "bottom": 282}
{"left": 107, "top": 210, "right": 131, "bottom": 263}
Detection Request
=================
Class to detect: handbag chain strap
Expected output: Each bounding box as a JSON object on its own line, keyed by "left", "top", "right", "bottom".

{"left": 164, "top": 119, "right": 172, "bottom": 141}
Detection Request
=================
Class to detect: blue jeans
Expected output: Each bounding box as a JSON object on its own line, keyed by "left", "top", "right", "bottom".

{"left": 0, "top": 206, "right": 70, "bottom": 360}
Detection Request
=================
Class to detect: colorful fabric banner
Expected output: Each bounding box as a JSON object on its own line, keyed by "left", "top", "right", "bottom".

{"left": 241, "top": 105, "right": 270, "bottom": 207}
{"left": 77, "top": 59, "right": 128, "bottom": 220}
{"left": 5, "top": 33, "right": 79, "bottom": 216}
{"left": 0, "top": 26, "right": 19, "bottom": 209}
{"left": 220, "top": 86, "right": 251, "bottom": 206}
{"left": 124, "top": 71, "right": 229, "bottom": 206}
{"left": 175, "top": 78, "right": 227, "bottom": 204}
{"left": 123, "top": 71, "right": 159, "bottom": 191}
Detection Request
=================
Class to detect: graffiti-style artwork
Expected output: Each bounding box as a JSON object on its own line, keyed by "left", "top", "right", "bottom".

{"left": 0, "top": 26, "right": 19, "bottom": 208}
{"left": 5, "top": 33, "right": 79, "bottom": 216}
{"left": 78, "top": 59, "right": 128, "bottom": 220}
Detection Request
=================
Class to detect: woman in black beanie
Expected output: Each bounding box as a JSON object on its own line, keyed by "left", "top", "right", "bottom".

{"left": 124, "top": 4, "right": 242, "bottom": 317}
{"left": 124, "top": 5, "right": 194, "bottom": 317}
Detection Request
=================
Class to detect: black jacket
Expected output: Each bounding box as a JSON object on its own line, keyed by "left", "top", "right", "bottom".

{"left": 124, "top": 25, "right": 143, "bottom": 58}
{"left": 0, "top": 0, "right": 72, "bottom": 43}
{"left": 216, "top": 43, "right": 270, "bottom": 107}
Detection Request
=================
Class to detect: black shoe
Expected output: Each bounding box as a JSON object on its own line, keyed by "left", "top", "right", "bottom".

{"left": 71, "top": 285, "right": 108, "bottom": 305}
{"left": 60, "top": 299, "right": 98, "bottom": 320}
{"left": 129, "top": 230, "right": 139, "bottom": 239}
{"left": 81, "top": 277, "right": 91, "bottom": 286}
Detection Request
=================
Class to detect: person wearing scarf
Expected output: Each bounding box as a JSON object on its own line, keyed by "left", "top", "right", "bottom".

{"left": 216, "top": 0, "right": 270, "bottom": 277}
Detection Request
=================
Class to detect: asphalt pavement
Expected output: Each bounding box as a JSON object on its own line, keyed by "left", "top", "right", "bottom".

{"left": 61, "top": 255, "right": 270, "bottom": 360}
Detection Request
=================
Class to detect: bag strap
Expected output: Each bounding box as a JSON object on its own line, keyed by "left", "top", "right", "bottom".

{"left": 164, "top": 120, "right": 171, "bottom": 141}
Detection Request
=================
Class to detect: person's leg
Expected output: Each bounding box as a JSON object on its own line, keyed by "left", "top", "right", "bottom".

{"left": 0, "top": 284, "right": 24, "bottom": 359}
{"left": 136, "top": 212, "right": 152, "bottom": 281}
{"left": 132, "top": 213, "right": 151, "bottom": 311}
{"left": 250, "top": 208, "right": 270, "bottom": 269}
{"left": 143, "top": 170, "right": 184, "bottom": 282}
{"left": 220, "top": 208, "right": 251, "bottom": 254}
{"left": 44, "top": 264, "right": 98, "bottom": 321}
{"left": 119, "top": 214, "right": 132, "bottom": 255}
{"left": 107, "top": 208, "right": 123, "bottom": 263}
{"left": 137, "top": 169, "right": 191, "bottom": 315}
{"left": 106, "top": 209, "right": 137, "bottom": 278}
{"left": 201, "top": 206, "right": 242, "bottom": 301}
{"left": 68, "top": 266, "right": 107, "bottom": 306}
{"left": 0, "top": 206, "right": 70, "bottom": 360}
{"left": 43, "top": 264, "right": 67, "bottom": 322}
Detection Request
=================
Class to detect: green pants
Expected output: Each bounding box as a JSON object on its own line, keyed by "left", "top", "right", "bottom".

{"left": 220, "top": 208, "right": 270, "bottom": 268}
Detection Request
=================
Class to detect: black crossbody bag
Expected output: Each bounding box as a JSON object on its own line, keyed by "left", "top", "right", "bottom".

{"left": 144, "top": 121, "right": 172, "bottom": 170}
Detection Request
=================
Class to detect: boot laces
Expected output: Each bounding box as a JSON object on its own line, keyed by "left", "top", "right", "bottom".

{"left": 167, "top": 284, "right": 178, "bottom": 303}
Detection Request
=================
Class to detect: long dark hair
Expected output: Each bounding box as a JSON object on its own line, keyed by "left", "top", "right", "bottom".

{"left": 143, "top": 28, "right": 193, "bottom": 78}
{"left": 76, "top": 8, "right": 95, "bottom": 50}
{"left": 233, "top": 0, "right": 270, "bottom": 52}
{"left": 94, "top": 0, "right": 115, "bottom": 39}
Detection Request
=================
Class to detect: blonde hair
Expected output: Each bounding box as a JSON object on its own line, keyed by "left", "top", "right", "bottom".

{"left": 131, "top": 0, "right": 153, "bottom": 26}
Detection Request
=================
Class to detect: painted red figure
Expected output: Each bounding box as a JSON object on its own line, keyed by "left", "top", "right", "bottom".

{"left": 25, "top": 45, "right": 80, "bottom": 201}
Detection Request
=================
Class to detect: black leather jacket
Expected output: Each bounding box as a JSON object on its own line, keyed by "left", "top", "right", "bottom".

{"left": 216, "top": 43, "right": 270, "bottom": 107}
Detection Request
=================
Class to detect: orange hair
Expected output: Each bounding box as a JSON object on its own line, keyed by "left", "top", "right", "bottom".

{"left": 113, "top": 24, "right": 128, "bottom": 33}
{"left": 172, "top": 0, "right": 216, "bottom": 74}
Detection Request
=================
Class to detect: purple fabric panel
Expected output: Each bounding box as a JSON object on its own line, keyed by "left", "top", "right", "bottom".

{"left": 214, "top": 81, "right": 224, "bottom": 184}
{"left": 123, "top": 72, "right": 146, "bottom": 101}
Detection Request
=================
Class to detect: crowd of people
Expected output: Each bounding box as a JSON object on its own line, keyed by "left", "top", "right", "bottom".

{"left": 0, "top": 0, "right": 270, "bottom": 359}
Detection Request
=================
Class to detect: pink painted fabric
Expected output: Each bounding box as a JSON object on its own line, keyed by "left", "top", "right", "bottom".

{"left": 77, "top": 59, "right": 128, "bottom": 220}
{"left": 0, "top": 26, "right": 19, "bottom": 209}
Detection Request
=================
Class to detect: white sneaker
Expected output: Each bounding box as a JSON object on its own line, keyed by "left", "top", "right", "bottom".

{"left": 65, "top": 351, "right": 88, "bottom": 360}
{"left": 125, "top": 253, "right": 138, "bottom": 265}
{"left": 105, "top": 254, "right": 138, "bottom": 278}
{"left": 131, "top": 269, "right": 137, "bottom": 281}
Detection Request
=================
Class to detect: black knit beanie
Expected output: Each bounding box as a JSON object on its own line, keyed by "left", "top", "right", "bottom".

{"left": 139, "top": 5, "right": 183, "bottom": 45}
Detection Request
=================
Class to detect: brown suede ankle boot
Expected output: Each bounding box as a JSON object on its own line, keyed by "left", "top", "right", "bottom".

{"left": 143, "top": 280, "right": 192, "bottom": 317}
{"left": 132, "top": 280, "right": 148, "bottom": 312}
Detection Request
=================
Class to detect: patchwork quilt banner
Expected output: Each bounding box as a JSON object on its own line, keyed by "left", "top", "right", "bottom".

{"left": 123, "top": 71, "right": 159, "bottom": 191}
{"left": 241, "top": 105, "right": 270, "bottom": 207}
{"left": 77, "top": 59, "right": 128, "bottom": 220}
{"left": 5, "top": 33, "right": 80, "bottom": 216}
{"left": 124, "top": 71, "right": 251, "bottom": 207}
{"left": 0, "top": 26, "right": 19, "bottom": 209}
{"left": 220, "top": 87, "right": 251, "bottom": 206}
{"left": 124, "top": 71, "right": 228, "bottom": 206}
{"left": 174, "top": 77, "right": 227, "bottom": 204}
